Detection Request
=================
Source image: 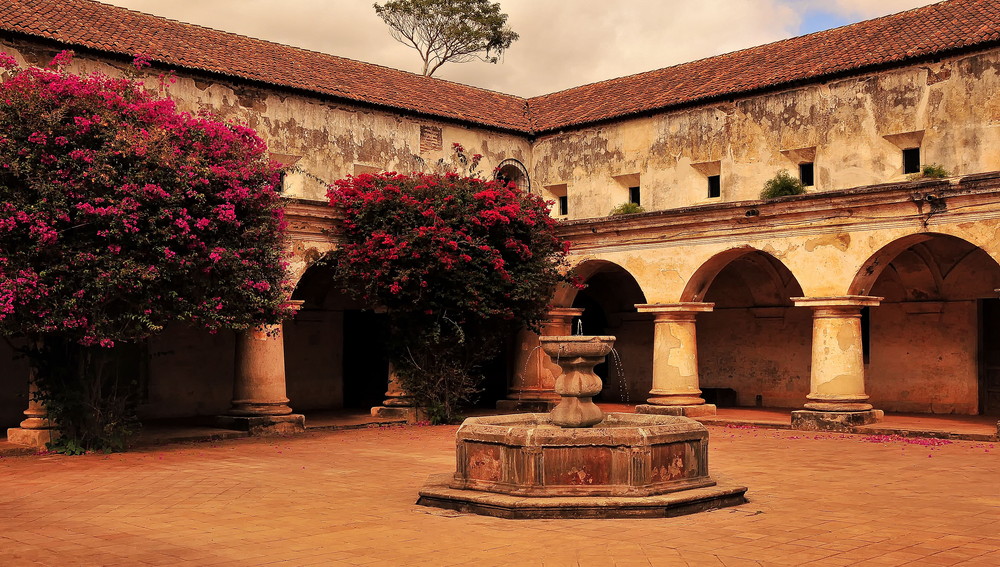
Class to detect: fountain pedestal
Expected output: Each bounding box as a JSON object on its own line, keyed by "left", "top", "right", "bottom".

{"left": 417, "top": 336, "right": 747, "bottom": 518}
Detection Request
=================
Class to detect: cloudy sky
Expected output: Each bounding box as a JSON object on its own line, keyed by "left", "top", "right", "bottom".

{"left": 101, "top": 0, "right": 940, "bottom": 97}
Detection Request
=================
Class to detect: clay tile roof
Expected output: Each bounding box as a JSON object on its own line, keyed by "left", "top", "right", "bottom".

{"left": 0, "top": 0, "right": 532, "bottom": 132}
{"left": 526, "top": 0, "right": 1000, "bottom": 133}
{"left": 1, "top": 0, "right": 999, "bottom": 136}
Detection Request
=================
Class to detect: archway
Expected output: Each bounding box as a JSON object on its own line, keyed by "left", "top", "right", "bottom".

{"left": 850, "top": 233, "right": 1000, "bottom": 415}
{"left": 569, "top": 260, "right": 650, "bottom": 403}
{"left": 286, "top": 263, "right": 389, "bottom": 411}
{"left": 494, "top": 158, "right": 530, "bottom": 191}
{"left": 687, "top": 248, "right": 810, "bottom": 409}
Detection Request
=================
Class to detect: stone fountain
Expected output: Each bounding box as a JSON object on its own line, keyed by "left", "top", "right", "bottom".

{"left": 417, "top": 336, "right": 747, "bottom": 518}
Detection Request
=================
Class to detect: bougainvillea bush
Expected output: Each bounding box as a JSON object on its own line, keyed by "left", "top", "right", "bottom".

{"left": 328, "top": 155, "right": 571, "bottom": 423}
{"left": 0, "top": 52, "right": 290, "bottom": 451}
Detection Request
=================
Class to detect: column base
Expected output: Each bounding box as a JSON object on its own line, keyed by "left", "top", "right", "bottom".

{"left": 635, "top": 404, "right": 717, "bottom": 418}
{"left": 6, "top": 427, "right": 56, "bottom": 448}
{"left": 496, "top": 399, "right": 558, "bottom": 413}
{"left": 215, "top": 414, "right": 305, "bottom": 435}
{"left": 371, "top": 405, "right": 427, "bottom": 423}
{"left": 791, "top": 409, "right": 883, "bottom": 432}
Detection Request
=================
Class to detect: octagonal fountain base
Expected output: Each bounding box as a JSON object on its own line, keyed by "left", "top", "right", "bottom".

{"left": 417, "top": 412, "right": 747, "bottom": 519}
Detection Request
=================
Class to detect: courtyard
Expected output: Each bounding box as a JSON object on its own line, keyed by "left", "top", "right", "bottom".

{"left": 0, "top": 419, "right": 996, "bottom": 567}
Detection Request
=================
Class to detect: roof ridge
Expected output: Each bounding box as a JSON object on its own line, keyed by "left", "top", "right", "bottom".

{"left": 80, "top": 0, "right": 532, "bottom": 102}
{"left": 528, "top": 0, "right": 952, "bottom": 101}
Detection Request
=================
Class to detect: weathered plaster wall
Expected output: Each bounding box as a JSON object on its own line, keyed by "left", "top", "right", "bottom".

{"left": 140, "top": 325, "right": 233, "bottom": 419}
{"left": 0, "top": 40, "right": 532, "bottom": 205}
{"left": 868, "top": 301, "right": 978, "bottom": 414}
{"left": 699, "top": 308, "right": 812, "bottom": 409}
{"left": 532, "top": 50, "right": 1000, "bottom": 220}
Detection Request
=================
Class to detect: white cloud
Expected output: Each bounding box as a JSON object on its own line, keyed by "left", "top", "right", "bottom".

{"left": 98, "top": 0, "right": 939, "bottom": 97}
{"left": 810, "top": 0, "right": 938, "bottom": 18}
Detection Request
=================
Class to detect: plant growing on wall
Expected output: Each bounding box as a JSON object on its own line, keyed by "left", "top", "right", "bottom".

{"left": 0, "top": 52, "right": 291, "bottom": 452}
{"left": 326, "top": 146, "right": 571, "bottom": 423}
{"left": 917, "top": 164, "right": 950, "bottom": 179}
{"left": 609, "top": 202, "right": 645, "bottom": 216}
{"left": 760, "top": 169, "right": 807, "bottom": 199}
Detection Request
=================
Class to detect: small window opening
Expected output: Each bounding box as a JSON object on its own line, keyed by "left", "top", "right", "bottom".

{"left": 707, "top": 175, "right": 721, "bottom": 198}
{"left": 861, "top": 307, "right": 871, "bottom": 364}
{"left": 799, "top": 163, "right": 814, "bottom": 187}
{"left": 275, "top": 171, "right": 286, "bottom": 193}
{"left": 558, "top": 195, "right": 568, "bottom": 216}
{"left": 628, "top": 186, "right": 641, "bottom": 205}
{"left": 902, "top": 147, "right": 921, "bottom": 174}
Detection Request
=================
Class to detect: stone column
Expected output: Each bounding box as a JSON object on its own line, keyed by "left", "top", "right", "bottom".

{"left": 634, "top": 303, "right": 717, "bottom": 417}
{"left": 497, "top": 307, "right": 583, "bottom": 412}
{"left": 217, "top": 303, "right": 305, "bottom": 434}
{"left": 6, "top": 370, "right": 56, "bottom": 448}
{"left": 791, "top": 296, "right": 883, "bottom": 431}
{"left": 371, "top": 363, "right": 425, "bottom": 423}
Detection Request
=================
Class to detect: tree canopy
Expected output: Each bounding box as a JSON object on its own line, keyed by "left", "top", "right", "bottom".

{"left": 0, "top": 51, "right": 290, "bottom": 451}
{"left": 326, "top": 147, "right": 570, "bottom": 422}
{"left": 374, "top": 0, "right": 519, "bottom": 76}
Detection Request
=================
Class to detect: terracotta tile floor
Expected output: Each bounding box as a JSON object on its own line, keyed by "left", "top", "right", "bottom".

{"left": 0, "top": 422, "right": 997, "bottom": 566}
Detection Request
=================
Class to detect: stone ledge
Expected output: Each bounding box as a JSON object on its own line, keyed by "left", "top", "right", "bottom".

{"left": 791, "top": 409, "right": 883, "bottom": 432}
{"left": 496, "top": 399, "right": 558, "bottom": 413}
{"left": 417, "top": 473, "right": 748, "bottom": 519}
{"left": 635, "top": 404, "right": 717, "bottom": 418}
{"left": 214, "top": 414, "right": 305, "bottom": 436}
{"left": 371, "top": 406, "right": 427, "bottom": 423}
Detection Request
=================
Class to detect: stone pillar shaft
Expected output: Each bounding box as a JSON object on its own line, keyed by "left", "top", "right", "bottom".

{"left": 382, "top": 363, "right": 413, "bottom": 407}
{"left": 636, "top": 303, "right": 714, "bottom": 407}
{"left": 230, "top": 323, "right": 293, "bottom": 416}
{"left": 793, "top": 296, "right": 882, "bottom": 411}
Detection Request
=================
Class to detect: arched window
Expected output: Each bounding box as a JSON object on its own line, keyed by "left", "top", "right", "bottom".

{"left": 494, "top": 158, "right": 530, "bottom": 191}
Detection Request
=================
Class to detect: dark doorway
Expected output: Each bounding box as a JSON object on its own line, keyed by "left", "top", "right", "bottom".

{"left": 342, "top": 310, "right": 390, "bottom": 409}
{"left": 980, "top": 298, "right": 1000, "bottom": 415}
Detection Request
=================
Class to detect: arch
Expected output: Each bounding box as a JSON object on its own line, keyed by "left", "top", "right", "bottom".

{"left": 681, "top": 246, "right": 804, "bottom": 303}
{"left": 552, "top": 259, "right": 648, "bottom": 308}
{"left": 284, "top": 261, "right": 389, "bottom": 412}
{"left": 494, "top": 158, "right": 530, "bottom": 191}
{"left": 848, "top": 232, "right": 1000, "bottom": 415}
{"left": 849, "top": 232, "right": 1000, "bottom": 296}
{"left": 559, "top": 259, "right": 650, "bottom": 403}
{"left": 688, "top": 246, "right": 810, "bottom": 409}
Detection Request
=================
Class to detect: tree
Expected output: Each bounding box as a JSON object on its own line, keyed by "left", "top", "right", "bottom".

{"left": 0, "top": 52, "right": 291, "bottom": 451}
{"left": 374, "top": 0, "right": 519, "bottom": 76}
{"left": 326, "top": 146, "right": 571, "bottom": 423}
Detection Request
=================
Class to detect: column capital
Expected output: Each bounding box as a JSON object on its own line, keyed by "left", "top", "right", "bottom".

{"left": 792, "top": 296, "right": 882, "bottom": 310}
{"left": 286, "top": 299, "right": 305, "bottom": 313}
{"left": 635, "top": 302, "right": 714, "bottom": 314}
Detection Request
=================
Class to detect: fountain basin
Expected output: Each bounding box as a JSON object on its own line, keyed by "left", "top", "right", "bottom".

{"left": 418, "top": 412, "right": 747, "bottom": 518}
{"left": 417, "top": 335, "right": 747, "bottom": 518}
{"left": 451, "top": 412, "right": 713, "bottom": 497}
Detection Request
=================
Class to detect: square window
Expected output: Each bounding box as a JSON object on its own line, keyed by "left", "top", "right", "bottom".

{"left": 903, "top": 147, "right": 921, "bottom": 174}
{"left": 629, "top": 186, "right": 641, "bottom": 205}
{"left": 799, "top": 163, "right": 814, "bottom": 187}
{"left": 707, "top": 175, "right": 721, "bottom": 198}
{"left": 558, "top": 195, "right": 568, "bottom": 216}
